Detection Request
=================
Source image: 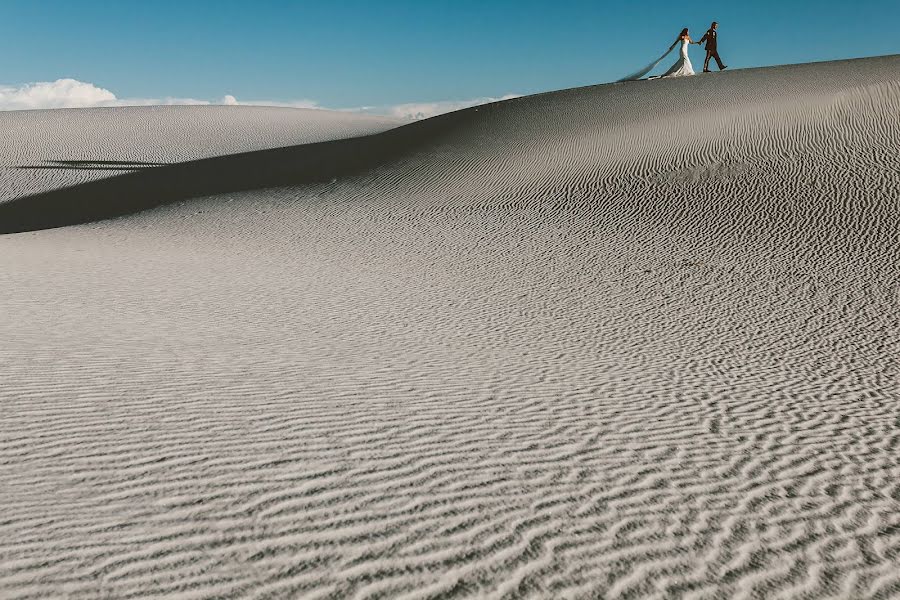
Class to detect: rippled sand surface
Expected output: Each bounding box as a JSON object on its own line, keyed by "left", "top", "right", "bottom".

{"left": 1, "top": 56, "right": 899, "bottom": 599}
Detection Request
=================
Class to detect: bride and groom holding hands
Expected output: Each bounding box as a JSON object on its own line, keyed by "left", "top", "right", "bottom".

{"left": 620, "top": 21, "right": 728, "bottom": 81}
{"left": 667, "top": 21, "right": 728, "bottom": 77}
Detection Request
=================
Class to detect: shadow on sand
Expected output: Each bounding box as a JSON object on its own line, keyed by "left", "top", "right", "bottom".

{"left": 0, "top": 109, "right": 475, "bottom": 234}
{"left": 17, "top": 160, "right": 171, "bottom": 172}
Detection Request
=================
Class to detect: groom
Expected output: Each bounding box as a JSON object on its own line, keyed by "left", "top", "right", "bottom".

{"left": 698, "top": 21, "right": 727, "bottom": 72}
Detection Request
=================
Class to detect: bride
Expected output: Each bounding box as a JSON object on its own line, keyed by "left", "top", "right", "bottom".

{"left": 661, "top": 28, "right": 697, "bottom": 77}
{"left": 618, "top": 27, "right": 701, "bottom": 81}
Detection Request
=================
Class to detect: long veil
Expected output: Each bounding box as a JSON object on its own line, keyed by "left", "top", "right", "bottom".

{"left": 617, "top": 39, "right": 679, "bottom": 82}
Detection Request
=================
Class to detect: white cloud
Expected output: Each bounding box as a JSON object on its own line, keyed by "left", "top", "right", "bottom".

{"left": 0, "top": 79, "right": 326, "bottom": 112}
{"left": 122, "top": 97, "right": 212, "bottom": 107}
{"left": 378, "top": 95, "right": 522, "bottom": 120}
{"left": 0, "top": 79, "right": 220, "bottom": 110}
{"left": 0, "top": 78, "right": 518, "bottom": 120}
{"left": 0, "top": 79, "right": 117, "bottom": 110}
{"left": 220, "top": 94, "right": 321, "bottom": 110}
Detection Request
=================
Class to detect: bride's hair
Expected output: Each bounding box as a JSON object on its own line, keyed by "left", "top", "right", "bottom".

{"left": 678, "top": 28, "right": 689, "bottom": 39}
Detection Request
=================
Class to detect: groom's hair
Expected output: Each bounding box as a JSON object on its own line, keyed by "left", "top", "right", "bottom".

{"left": 712, "top": 21, "right": 718, "bottom": 26}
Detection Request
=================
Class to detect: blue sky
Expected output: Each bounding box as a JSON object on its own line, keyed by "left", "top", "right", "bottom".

{"left": 1, "top": 0, "right": 898, "bottom": 112}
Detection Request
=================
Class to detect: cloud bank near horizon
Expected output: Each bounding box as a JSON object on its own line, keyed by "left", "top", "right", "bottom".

{"left": 377, "top": 95, "right": 522, "bottom": 120}
{"left": 0, "top": 79, "right": 519, "bottom": 120}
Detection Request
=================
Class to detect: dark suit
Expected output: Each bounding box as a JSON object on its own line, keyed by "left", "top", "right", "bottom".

{"left": 699, "top": 28, "right": 726, "bottom": 71}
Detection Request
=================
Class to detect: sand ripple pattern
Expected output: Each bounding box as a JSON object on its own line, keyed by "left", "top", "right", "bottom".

{"left": 1, "top": 56, "right": 899, "bottom": 599}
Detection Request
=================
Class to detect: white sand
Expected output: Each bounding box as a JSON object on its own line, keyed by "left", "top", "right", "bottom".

{"left": 0, "top": 105, "right": 399, "bottom": 200}
{"left": 1, "top": 55, "right": 899, "bottom": 599}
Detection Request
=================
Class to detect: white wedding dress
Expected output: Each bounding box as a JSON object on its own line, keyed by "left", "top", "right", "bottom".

{"left": 661, "top": 39, "right": 694, "bottom": 77}
{"left": 617, "top": 38, "right": 695, "bottom": 82}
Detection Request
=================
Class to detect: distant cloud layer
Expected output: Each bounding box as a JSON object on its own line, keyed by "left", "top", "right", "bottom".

{"left": 0, "top": 79, "right": 117, "bottom": 110}
{"left": 220, "top": 94, "right": 322, "bottom": 110}
{"left": 0, "top": 79, "right": 518, "bottom": 120}
{"left": 0, "top": 78, "right": 518, "bottom": 119}
{"left": 0, "top": 79, "right": 291, "bottom": 110}
{"left": 381, "top": 95, "right": 522, "bottom": 120}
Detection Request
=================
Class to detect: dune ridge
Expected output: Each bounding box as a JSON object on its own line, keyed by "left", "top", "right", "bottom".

{"left": 1, "top": 55, "right": 899, "bottom": 599}
{"left": 0, "top": 105, "right": 400, "bottom": 203}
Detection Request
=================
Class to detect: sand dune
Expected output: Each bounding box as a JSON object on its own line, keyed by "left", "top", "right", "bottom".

{"left": 1, "top": 55, "right": 899, "bottom": 599}
{"left": 0, "top": 105, "right": 399, "bottom": 202}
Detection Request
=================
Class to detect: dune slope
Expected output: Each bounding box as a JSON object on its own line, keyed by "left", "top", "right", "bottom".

{"left": 1, "top": 56, "right": 899, "bottom": 599}
{"left": 0, "top": 105, "right": 400, "bottom": 202}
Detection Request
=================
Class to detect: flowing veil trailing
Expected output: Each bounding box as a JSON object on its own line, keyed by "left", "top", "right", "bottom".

{"left": 617, "top": 40, "right": 680, "bottom": 82}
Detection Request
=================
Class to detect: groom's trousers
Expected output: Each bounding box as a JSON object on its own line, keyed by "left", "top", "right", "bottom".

{"left": 704, "top": 49, "right": 725, "bottom": 71}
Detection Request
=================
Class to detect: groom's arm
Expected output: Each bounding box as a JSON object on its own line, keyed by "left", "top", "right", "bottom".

{"left": 697, "top": 31, "right": 708, "bottom": 45}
